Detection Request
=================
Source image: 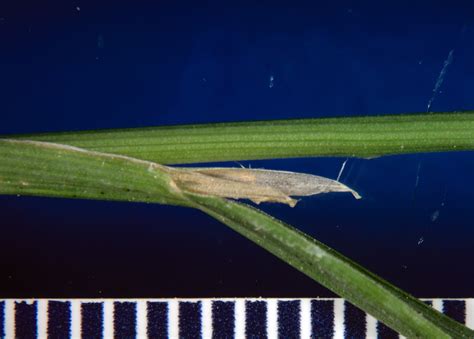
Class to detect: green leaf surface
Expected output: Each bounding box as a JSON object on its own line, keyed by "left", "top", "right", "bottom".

{"left": 6, "top": 111, "right": 474, "bottom": 164}
{"left": 0, "top": 139, "right": 183, "bottom": 206}
{"left": 188, "top": 193, "right": 474, "bottom": 338}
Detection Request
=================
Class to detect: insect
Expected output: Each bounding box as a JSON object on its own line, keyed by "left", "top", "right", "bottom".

{"left": 171, "top": 167, "right": 361, "bottom": 207}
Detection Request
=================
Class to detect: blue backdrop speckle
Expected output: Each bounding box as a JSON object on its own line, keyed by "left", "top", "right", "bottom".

{"left": 1, "top": 1, "right": 473, "bottom": 297}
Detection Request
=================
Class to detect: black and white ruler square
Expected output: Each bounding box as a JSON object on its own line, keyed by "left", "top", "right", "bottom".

{"left": 1, "top": 298, "right": 472, "bottom": 338}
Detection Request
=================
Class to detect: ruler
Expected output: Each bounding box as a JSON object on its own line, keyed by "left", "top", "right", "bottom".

{"left": 1, "top": 298, "right": 473, "bottom": 338}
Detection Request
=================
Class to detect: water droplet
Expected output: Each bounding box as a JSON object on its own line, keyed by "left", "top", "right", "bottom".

{"left": 431, "top": 210, "right": 440, "bottom": 222}
{"left": 269, "top": 75, "right": 274, "bottom": 88}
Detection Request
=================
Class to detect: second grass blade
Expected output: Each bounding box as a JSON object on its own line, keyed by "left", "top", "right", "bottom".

{"left": 187, "top": 192, "right": 473, "bottom": 338}
{"left": 6, "top": 111, "right": 474, "bottom": 164}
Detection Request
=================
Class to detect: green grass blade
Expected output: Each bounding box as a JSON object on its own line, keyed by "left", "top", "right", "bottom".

{"left": 0, "top": 139, "right": 184, "bottom": 206}
{"left": 6, "top": 111, "right": 474, "bottom": 164}
{"left": 187, "top": 193, "right": 474, "bottom": 338}
{"left": 1, "top": 138, "right": 473, "bottom": 337}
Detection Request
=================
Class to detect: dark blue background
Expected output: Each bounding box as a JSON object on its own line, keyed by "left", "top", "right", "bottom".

{"left": 1, "top": 1, "right": 473, "bottom": 298}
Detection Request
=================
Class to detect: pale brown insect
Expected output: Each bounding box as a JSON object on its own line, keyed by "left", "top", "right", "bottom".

{"left": 171, "top": 167, "right": 361, "bottom": 207}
